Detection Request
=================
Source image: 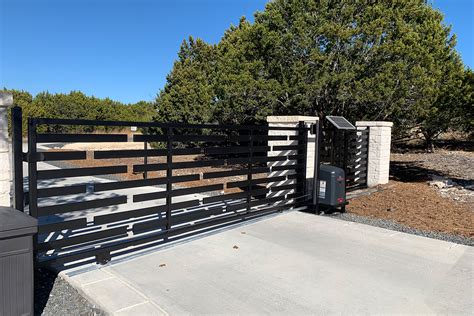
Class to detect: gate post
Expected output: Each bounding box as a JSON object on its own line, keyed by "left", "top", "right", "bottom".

{"left": 0, "top": 92, "right": 13, "bottom": 207}
{"left": 12, "top": 106, "right": 24, "bottom": 211}
{"left": 355, "top": 121, "right": 393, "bottom": 187}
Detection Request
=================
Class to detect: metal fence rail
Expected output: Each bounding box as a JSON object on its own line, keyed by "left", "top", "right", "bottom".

{"left": 12, "top": 108, "right": 310, "bottom": 266}
{"left": 320, "top": 128, "right": 369, "bottom": 191}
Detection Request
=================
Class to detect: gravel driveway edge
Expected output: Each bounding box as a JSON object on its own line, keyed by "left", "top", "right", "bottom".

{"left": 325, "top": 212, "right": 473, "bottom": 246}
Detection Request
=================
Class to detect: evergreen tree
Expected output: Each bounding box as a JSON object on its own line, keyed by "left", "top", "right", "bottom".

{"left": 155, "top": 37, "right": 216, "bottom": 124}
{"left": 156, "top": 0, "right": 466, "bottom": 142}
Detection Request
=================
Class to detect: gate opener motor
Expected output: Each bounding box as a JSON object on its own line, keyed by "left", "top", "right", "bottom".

{"left": 318, "top": 165, "right": 347, "bottom": 213}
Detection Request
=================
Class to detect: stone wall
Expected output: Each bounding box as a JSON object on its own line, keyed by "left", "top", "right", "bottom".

{"left": 355, "top": 121, "right": 393, "bottom": 187}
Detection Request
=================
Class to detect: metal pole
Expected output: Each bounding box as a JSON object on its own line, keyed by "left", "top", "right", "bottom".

{"left": 27, "top": 118, "right": 38, "bottom": 218}
{"left": 165, "top": 127, "right": 173, "bottom": 233}
{"left": 312, "top": 120, "right": 321, "bottom": 214}
{"left": 143, "top": 141, "right": 148, "bottom": 179}
{"left": 12, "top": 106, "right": 24, "bottom": 211}
{"left": 298, "top": 121, "right": 308, "bottom": 201}
{"left": 246, "top": 129, "right": 253, "bottom": 213}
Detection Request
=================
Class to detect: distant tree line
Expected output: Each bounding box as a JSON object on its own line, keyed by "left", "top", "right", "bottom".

{"left": 155, "top": 0, "right": 473, "bottom": 150}
{"left": 2, "top": 89, "right": 155, "bottom": 134}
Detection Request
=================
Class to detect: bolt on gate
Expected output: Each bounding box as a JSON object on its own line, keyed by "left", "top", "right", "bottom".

{"left": 11, "top": 107, "right": 320, "bottom": 267}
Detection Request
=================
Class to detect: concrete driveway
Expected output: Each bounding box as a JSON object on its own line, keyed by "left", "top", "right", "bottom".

{"left": 63, "top": 211, "right": 473, "bottom": 315}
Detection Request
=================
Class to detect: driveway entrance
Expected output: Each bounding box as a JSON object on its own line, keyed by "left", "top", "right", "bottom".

{"left": 63, "top": 212, "right": 473, "bottom": 315}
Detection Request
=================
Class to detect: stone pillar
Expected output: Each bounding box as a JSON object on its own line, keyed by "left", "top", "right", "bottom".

{"left": 0, "top": 92, "right": 13, "bottom": 206}
{"left": 355, "top": 121, "right": 393, "bottom": 187}
{"left": 267, "top": 116, "right": 319, "bottom": 198}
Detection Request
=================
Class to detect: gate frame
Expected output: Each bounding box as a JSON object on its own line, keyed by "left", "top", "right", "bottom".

{"left": 11, "top": 106, "right": 321, "bottom": 267}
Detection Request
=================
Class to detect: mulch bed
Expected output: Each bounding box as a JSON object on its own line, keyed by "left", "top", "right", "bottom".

{"left": 346, "top": 150, "right": 473, "bottom": 239}
{"left": 347, "top": 181, "right": 473, "bottom": 238}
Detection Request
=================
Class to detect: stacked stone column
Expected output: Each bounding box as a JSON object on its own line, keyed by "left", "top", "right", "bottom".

{"left": 355, "top": 121, "right": 393, "bottom": 187}
{"left": 267, "top": 116, "right": 319, "bottom": 199}
{"left": 0, "top": 92, "right": 13, "bottom": 206}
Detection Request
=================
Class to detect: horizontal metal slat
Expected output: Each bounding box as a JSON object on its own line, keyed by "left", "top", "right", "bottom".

{"left": 202, "top": 169, "right": 246, "bottom": 180}
{"left": 272, "top": 145, "right": 306, "bottom": 151}
{"left": 224, "top": 156, "right": 289, "bottom": 166}
{"left": 133, "top": 134, "right": 167, "bottom": 142}
{"left": 94, "top": 205, "right": 166, "bottom": 225}
{"left": 171, "top": 184, "right": 223, "bottom": 197}
{"left": 33, "top": 151, "right": 87, "bottom": 161}
{"left": 346, "top": 166, "right": 367, "bottom": 173}
{"left": 171, "top": 148, "right": 203, "bottom": 155}
{"left": 133, "top": 163, "right": 167, "bottom": 172}
{"left": 287, "top": 192, "right": 308, "bottom": 200}
{"left": 170, "top": 205, "right": 231, "bottom": 227}
{"left": 133, "top": 159, "right": 227, "bottom": 172}
{"left": 37, "top": 196, "right": 128, "bottom": 216}
{"left": 94, "top": 149, "right": 167, "bottom": 159}
{"left": 226, "top": 175, "right": 287, "bottom": 189}
{"left": 170, "top": 199, "right": 201, "bottom": 210}
{"left": 37, "top": 166, "right": 128, "bottom": 179}
{"left": 347, "top": 173, "right": 367, "bottom": 180}
{"left": 288, "top": 135, "right": 306, "bottom": 141}
{"left": 204, "top": 146, "right": 269, "bottom": 155}
{"left": 37, "top": 133, "right": 128, "bottom": 143}
{"left": 132, "top": 218, "right": 167, "bottom": 233}
{"left": 37, "top": 184, "right": 88, "bottom": 198}
{"left": 37, "top": 226, "right": 128, "bottom": 252}
{"left": 38, "top": 218, "right": 87, "bottom": 234}
{"left": 133, "top": 191, "right": 167, "bottom": 203}
{"left": 172, "top": 159, "right": 226, "bottom": 169}
{"left": 227, "top": 195, "right": 286, "bottom": 212}
{"left": 172, "top": 135, "right": 227, "bottom": 142}
{"left": 202, "top": 191, "right": 247, "bottom": 204}
{"left": 287, "top": 173, "right": 304, "bottom": 180}
{"left": 271, "top": 164, "right": 303, "bottom": 172}
{"left": 227, "top": 135, "right": 288, "bottom": 142}
{"left": 270, "top": 183, "right": 301, "bottom": 192}
{"left": 202, "top": 188, "right": 269, "bottom": 204}
{"left": 95, "top": 178, "right": 165, "bottom": 191}
{"left": 94, "top": 174, "right": 200, "bottom": 192}
{"left": 94, "top": 199, "right": 201, "bottom": 225}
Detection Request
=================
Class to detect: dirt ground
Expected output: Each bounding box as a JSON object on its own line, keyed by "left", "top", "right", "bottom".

{"left": 347, "top": 150, "right": 473, "bottom": 238}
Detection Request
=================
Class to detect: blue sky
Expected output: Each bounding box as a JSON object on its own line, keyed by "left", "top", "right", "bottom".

{"left": 1, "top": 0, "right": 472, "bottom": 104}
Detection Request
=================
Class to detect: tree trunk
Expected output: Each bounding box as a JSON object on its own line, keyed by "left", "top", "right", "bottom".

{"left": 424, "top": 133, "right": 435, "bottom": 153}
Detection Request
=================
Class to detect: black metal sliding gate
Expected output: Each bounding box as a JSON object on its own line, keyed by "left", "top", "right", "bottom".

{"left": 12, "top": 107, "right": 312, "bottom": 267}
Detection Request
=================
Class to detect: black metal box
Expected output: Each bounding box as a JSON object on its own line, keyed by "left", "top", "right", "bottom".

{"left": 318, "top": 165, "right": 346, "bottom": 208}
{"left": 0, "top": 207, "right": 38, "bottom": 316}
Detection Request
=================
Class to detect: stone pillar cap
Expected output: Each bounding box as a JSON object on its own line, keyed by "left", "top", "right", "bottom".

{"left": 267, "top": 115, "right": 319, "bottom": 123}
{"left": 355, "top": 121, "right": 393, "bottom": 127}
{"left": 0, "top": 92, "right": 13, "bottom": 107}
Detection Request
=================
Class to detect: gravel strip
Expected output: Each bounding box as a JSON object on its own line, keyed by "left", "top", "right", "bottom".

{"left": 35, "top": 268, "right": 105, "bottom": 316}
{"left": 324, "top": 212, "right": 474, "bottom": 247}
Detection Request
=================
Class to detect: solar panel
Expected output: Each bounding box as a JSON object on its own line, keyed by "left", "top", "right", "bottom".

{"left": 326, "top": 116, "right": 356, "bottom": 130}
